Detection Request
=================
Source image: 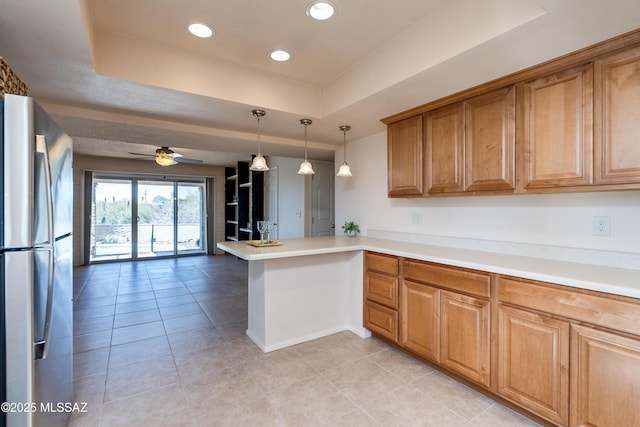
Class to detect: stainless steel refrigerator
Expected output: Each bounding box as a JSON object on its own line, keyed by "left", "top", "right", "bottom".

{"left": 1, "top": 94, "right": 73, "bottom": 427}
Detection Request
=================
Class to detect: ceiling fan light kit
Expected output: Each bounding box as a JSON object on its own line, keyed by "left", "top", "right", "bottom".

{"left": 155, "top": 147, "right": 178, "bottom": 166}
{"left": 129, "top": 146, "right": 202, "bottom": 166}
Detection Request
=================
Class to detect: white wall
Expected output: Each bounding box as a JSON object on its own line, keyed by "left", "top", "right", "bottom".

{"left": 335, "top": 132, "right": 640, "bottom": 256}
{"left": 268, "top": 157, "right": 306, "bottom": 239}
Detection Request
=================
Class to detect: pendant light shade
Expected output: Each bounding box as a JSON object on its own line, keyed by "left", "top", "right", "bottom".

{"left": 249, "top": 109, "right": 269, "bottom": 171}
{"left": 336, "top": 125, "right": 352, "bottom": 177}
{"left": 297, "top": 118, "right": 315, "bottom": 175}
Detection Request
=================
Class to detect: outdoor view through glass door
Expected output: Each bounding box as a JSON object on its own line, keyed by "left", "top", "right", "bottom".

{"left": 89, "top": 175, "right": 206, "bottom": 262}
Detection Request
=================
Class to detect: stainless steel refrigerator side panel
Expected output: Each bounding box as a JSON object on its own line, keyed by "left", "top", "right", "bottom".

{"left": 4, "top": 250, "right": 35, "bottom": 427}
{"left": 3, "top": 94, "right": 34, "bottom": 249}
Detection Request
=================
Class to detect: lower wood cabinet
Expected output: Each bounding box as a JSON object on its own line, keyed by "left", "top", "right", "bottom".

{"left": 400, "top": 280, "right": 440, "bottom": 362}
{"left": 440, "top": 291, "right": 490, "bottom": 387}
{"left": 400, "top": 258, "right": 491, "bottom": 388}
{"left": 364, "top": 300, "right": 398, "bottom": 342}
{"left": 364, "top": 252, "right": 400, "bottom": 342}
{"left": 498, "top": 305, "right": 569, "bottom": 426}
{"left": 363, "top": 252, "right": 640, "bottom": 427}
{"left": 570, "top": 324, "right": 640, "bottom": 427}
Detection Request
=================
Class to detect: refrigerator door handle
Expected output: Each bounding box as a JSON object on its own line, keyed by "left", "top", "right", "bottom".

{"left": 34, "top": 135, "right": 56, "bottom": 360}
{"left": 35, "top": 135, "right": 55, "bottom": 246}
{"left": 34, "top": 248, "right": 55, "bottom": 360}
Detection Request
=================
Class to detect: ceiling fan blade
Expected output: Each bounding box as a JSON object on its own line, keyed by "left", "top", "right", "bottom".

{"left": 171, "top": 152, "right": 184, "bottom": 158}
{"left": 128, "top": 152, "right": 156, "bottom": 157}
{"left": 176, "top": 157, "right": 203, "bottom": 164}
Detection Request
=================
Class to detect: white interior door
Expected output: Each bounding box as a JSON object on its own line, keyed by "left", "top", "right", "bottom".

{"left": 311, "top": 162, "right": 335, "bottom": 236}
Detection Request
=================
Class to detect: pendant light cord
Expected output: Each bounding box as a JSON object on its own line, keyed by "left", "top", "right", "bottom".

{"left": 257, "top": 115, "right": 262, "bottom": 155}
{"left": 304, "top": 123, "right": 308, "bottom": 160}
{"left": 342, "top": 128, "right": 347, "bottom": 162}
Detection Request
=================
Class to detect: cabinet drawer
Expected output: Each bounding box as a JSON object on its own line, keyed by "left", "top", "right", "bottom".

{"left": 498, "top": 276, "right": 640, "bottom": 337}
{"left": 364, "top": 301, "right": 398, "bottom": 342}
{"left": 404, "top": 259, "right": 490, "bottom": 298}
{"left": 365, "top": 252, "right": 399, "bottom": 275}
{"left": 365, "top": 271, "right": 398, "bottom": 309}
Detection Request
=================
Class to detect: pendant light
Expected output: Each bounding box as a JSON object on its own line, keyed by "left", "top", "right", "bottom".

{"left": 249, "top": 109, "right": 269, "bottom": 171}
{"left": 336, "top": 125, "right": 352, "bottom": 177}
{"left": 297, "top": 118, "right": 315, "bottom": 175}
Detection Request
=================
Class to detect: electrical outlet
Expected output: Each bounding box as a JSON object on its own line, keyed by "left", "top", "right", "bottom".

{"left": 412, "top": 211, "right": 423, "bottom": 225}
{"left": 592, "top": 216, "right": 610, "bottom": 236}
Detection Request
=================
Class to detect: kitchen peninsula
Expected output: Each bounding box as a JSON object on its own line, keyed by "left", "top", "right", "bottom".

{"left": 219, "top": 235, "right": 640, "bottom": 425}
{"left": 217, "top": 236, "right": 639, "bottom": 351}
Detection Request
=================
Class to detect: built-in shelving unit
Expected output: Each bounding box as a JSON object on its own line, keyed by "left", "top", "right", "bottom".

{"left": 224, "top": 158, "right": 265, "bottom": 241}
{"left": 224, "top": 168, "right": 239, "bottom": 241}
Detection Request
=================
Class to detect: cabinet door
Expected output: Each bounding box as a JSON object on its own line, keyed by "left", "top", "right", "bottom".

{"left": 388, "top": 116, "right": 423, "bottom": 196}
{"left": 594, "top": 45, "right": 640, "bottom": 184}
{"left": 465, "top": 87, "right": 516, "bottom": 192}
{"left": 424, "top": 103, "right": 465, "bottom": 194}
{"left": 570, "top": 324, "right": 640, "bottom": 427}
{"left": 440, "top": 291, "right": 490, "bottom": 387}
{"left": 522, "top": 64, "right": 593, "bottom": 189}
{"left": 400, "top": 280, "right": 440, "bottom": 362}
{"left": 498, "top": 305, "right": 569, "bottom": 426}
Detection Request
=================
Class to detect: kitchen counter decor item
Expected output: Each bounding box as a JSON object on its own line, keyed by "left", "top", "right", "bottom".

{"left": 0, "top": 57, "right": 29, "bottom": 97}
{"left": 247, "top": 240, "right": 283, "bottom": 247}
{"left": 342, "top": 221, "right": 360, "bottom": 237}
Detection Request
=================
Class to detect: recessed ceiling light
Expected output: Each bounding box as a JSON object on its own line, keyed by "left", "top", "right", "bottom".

{"left": 269, "top": 49, "right": 291, "bottom": 62}
{"left": 186, "top": 22, "right": 214, "bottom": 38}
{"left": 306, "top": 1, "right": 336, "bottom": 21}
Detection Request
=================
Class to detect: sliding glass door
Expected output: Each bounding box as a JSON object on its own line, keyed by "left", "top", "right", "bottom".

{"left": 177, "top": 182, "right": 206, "bottom": 255}
{"left": 89, "top": 175, "right": 207, "bottom": 263}
{"left": 137, "top": 181, "right": 175, "bottom": 258}
{"left": 90, "top": 178, "right": 133, "bottom": 261}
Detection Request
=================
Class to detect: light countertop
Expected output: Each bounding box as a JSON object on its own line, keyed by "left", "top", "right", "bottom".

{"left": 217, "top": 236, "right": 640, "bottom": 299}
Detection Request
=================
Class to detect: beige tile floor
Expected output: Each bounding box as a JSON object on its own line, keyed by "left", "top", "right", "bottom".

{"left": 70, "top": 255, "right": 541, "bottom": 427}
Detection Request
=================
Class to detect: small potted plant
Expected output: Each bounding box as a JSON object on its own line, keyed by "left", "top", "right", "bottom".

{"left": 341, "top": 221, "right": 360, "bottom": 237}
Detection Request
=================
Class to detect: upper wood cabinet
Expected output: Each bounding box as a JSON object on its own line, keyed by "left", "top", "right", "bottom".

{"left": 594, "top": 45, "right": 640, "bottom": 185}
{"left": 383, "top": 28, "right": 640, "bottom": 197}
{"left": 424, "top": 102, "right": 465, "bottom": 194}
{"left": 465, "top": 87, "right": 516, "bottom": 192}
{"left": 388, "top": 116, "right": 423, "bottom": 196}
{"left": 423, "top": 87, "right": 516, "bottom": 195}
{"left": 522, "top": 64, "right": 593, "bottom": 189}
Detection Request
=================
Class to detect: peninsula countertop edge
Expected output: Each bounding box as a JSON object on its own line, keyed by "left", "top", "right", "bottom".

{"left": 216, "top": 236, "right": 640, "bottom": 299}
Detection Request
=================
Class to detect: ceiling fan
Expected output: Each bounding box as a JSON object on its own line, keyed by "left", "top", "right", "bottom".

{"left": 128, "top": 146, "right": 203, "bottom": 166}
